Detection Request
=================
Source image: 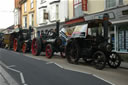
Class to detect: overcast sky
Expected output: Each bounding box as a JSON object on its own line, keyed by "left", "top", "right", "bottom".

{"left": 0, "top": 0, "right": 14, "bottom": 29}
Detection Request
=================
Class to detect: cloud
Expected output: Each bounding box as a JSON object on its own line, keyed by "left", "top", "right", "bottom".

{"left": 0, "top": 0, "right": 14, "bottom": 29}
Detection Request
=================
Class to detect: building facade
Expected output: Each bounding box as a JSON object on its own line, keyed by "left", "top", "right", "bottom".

{"left": 37, "top": 0, "right": 68, "bottom": 26}
{"left": 68, "top": 0, "right": 128, "bottom": 19}
{"left": 14, "top": 0, "right": 22, "bottom": 29}
{"left": 68, "top": 0, "right": 128, "bottom": 53}
{"left": 20, "top": 0, "right": 37, "bottom": 29}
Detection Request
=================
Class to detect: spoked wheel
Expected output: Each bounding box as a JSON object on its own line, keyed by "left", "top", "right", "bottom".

{"left": 92, "top": 51, "right": 106, "bottom": 70}
{"left": 45, "top": 44, "right": 53, "bottom": 59}
{"left": 31, "top": 38, "right": 41, "bottom": 56}
{"left": 13, "top": 38, "right": 19, "bottom": 52}
{"left": 108, "top": 52, "right": 121, "bottom": 68}
{"left": 66, "top": 41, "right": 80, "bottom": 64}
{"left": 22, "top": 42, "right": 27, "bottom": 53}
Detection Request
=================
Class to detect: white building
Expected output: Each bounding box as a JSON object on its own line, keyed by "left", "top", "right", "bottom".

{"left": 36, "top": 0, "right": 68, "bottom": 27}
{"left": 14, "top": 8, "right": 21, "bottom": 28}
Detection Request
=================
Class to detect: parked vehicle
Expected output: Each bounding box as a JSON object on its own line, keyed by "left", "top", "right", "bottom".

{"left": 0, "top": 31, "right": 17, "bottom": 49}
{"left": 66, "top": 14, "right": 121, "bottom": 70}
{"left": 0, "top": 32, "right": 4, "bottom": 48}
{"left": 31, "top": 21, "right": 66, "bottom": 58}
{"left": 13, "top": 27, "right": 33, "bottom": 53}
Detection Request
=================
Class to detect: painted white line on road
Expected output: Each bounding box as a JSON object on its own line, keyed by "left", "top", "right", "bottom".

{"left": 54, "top": 63, "right": 64, "bottom": 68}
{"left": 46, "top": 62, "right": 54, "bottom": 64}
{"left": 63, "top": 68, "right": 92, "bottom": 75}
{"left": 93, "top": 74, "right": 115, "bottom": 85}
{"left": 8, "top": 65, "right": 16, "bottom": 68}
{"left": 0, "top": 61, "right": 27, "bottom": 85}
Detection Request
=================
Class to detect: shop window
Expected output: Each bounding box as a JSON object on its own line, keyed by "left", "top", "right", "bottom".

{"left": 118, "top": 24, "right": 128, "bottom": 52}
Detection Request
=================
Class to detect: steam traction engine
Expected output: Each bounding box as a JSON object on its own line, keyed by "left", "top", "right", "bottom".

{"left": 13, "top": 27, "right": 33, "bottom": 53}
{"left": 31, "top": 21, "right": 66, "bottom": 58}
{"left": 66, "top": 14, "right": 121, "bottom": 70}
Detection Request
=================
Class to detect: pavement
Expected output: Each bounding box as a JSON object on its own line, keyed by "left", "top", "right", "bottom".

{"left": 120, "top": 62, "right": 128, "bottom": 69}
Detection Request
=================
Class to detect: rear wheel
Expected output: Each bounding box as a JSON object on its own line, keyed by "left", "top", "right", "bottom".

{"left": 13, "top": 38, "right": 20, "bottom": 52}
{"left": 92, "top": 51, "right": 106, "bottom": 70}
{"left": 31, "top": 38, "right": 41, "bottom": 56}
{"left": 45, "top": 44, "right": 53, "bottom": 59}
{"left": 108, "top": 52, "right": 121, "bottom": 68}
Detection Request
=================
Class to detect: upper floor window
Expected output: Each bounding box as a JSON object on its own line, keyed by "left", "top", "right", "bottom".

{"left": 24, "top": 2, "right": 27, "bottom": 12}
{"left": 41, "top": 0, "right": 46, "bottom": 4}
{"left": 106, "top": 0, "right": 123, "bottom": 9}
{"left": 73, "top": 0, "right": 84, "bottom": 18}
{"left": 31, "top": 0, "right": 34, "bottom": 8}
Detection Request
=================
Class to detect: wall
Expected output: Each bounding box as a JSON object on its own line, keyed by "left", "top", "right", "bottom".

{"left": 21, "top": 0, "right": 37, "bottom": 29}
{"left": 86, "top": 0, "right": 105, "bottom": 14}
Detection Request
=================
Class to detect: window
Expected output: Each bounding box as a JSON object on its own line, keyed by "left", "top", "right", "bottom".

{"left": 43, "top": 9, "right": 46, "bottom": 22}
{"left": 106, "top": 0, "right": 123, "bottom": 9}
{"left": 24, "top": 16, "right": 27, "bottom": 28}
{"left": 41, "top": 0, "right": 46, "bottom": 4}
{"left": 118, "top": 24, "right": 128, "bottom": 52}
{"left": 31, "top": 0, "right": 34, "bottom": 8}
{"left": 32, "top": 14, "right": 34, "bottom": 26}
{"left": 29, "top": 14, "right": 34, "bottom": 26}
{"left": 74, "top": 0, "right": 84, "bottom": 18}
{"left": 106, "top": 0, "right": 116, "bottom": 9}
{"left": 24, "top": 2, "right": 27, "bottom": 12}
{"left": 119, "top": 0, "right": 123, "bottom": 5}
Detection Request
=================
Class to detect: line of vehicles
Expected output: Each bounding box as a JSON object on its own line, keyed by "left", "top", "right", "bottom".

{"left": 0, "top": 14, "right": 121, "bottom": 70}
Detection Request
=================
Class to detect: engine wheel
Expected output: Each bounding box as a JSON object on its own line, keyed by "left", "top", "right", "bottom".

{"left": 31, "top": 38, "right": 41, "bottom": 56}
{"left": 22, "top": 42, "right": 27, "bottom": 53}
{"left": 45, "top": 44, "right": 53, "bottom": 59}
{"left": 92, "top": 51, "right": 106, "bottom": 70}
{"left": 108, "top": 52, "right": 121, "bottom": 68}
{"left": 66, "top": 41, "right": 80, "bottom": 64}
{"left": 13, "top": 38, "right": 20, "bottom": 52}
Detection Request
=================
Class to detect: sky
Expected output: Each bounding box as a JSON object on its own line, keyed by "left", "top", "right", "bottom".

{"left": 0, "top": 0, "right": 14, "bottom": 29}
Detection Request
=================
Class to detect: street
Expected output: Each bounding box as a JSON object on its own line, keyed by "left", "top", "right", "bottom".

{"left": 0, "top": 48, "right": 128, "bottom": 85}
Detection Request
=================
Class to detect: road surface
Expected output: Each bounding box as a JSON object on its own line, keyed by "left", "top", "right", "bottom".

{"left": 0, "top": 48, "right": 112, "bottom": 85}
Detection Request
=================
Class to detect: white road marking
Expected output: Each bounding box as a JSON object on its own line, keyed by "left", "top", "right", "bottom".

{"left": 46, "top": 62, "right": 54, "bottom": 64}
{"left": 54, "top": 63, "right": 64, "bottom": 68}
{"left": 0, "top": 61, "right": 27, "bottom": 85}
{"left": 93, "top": 74, "right": 115, "bottom": 85}
{"left": 8, "top": 65, "right": 16, "bottom": 68}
